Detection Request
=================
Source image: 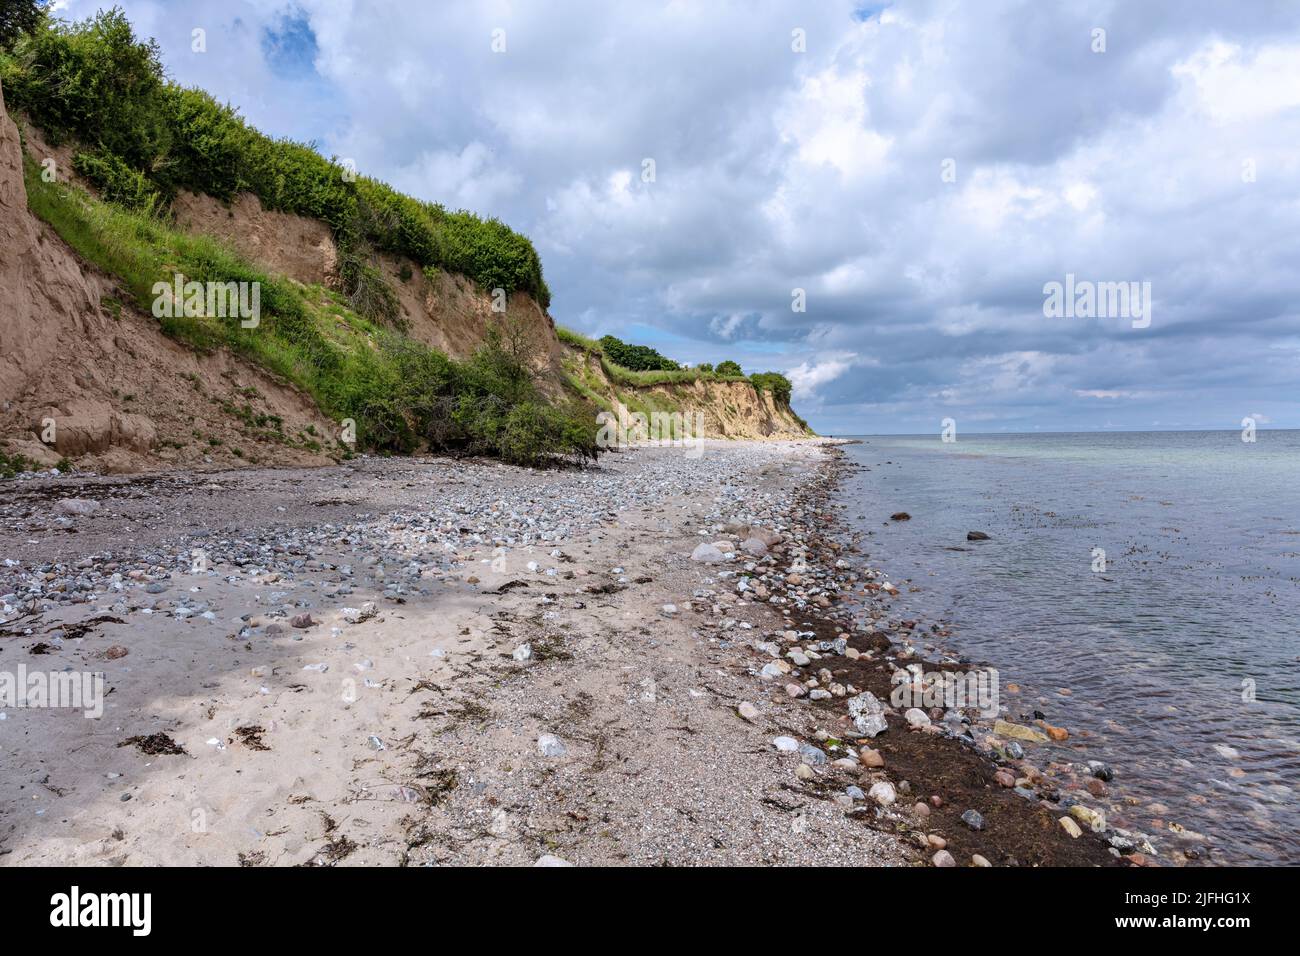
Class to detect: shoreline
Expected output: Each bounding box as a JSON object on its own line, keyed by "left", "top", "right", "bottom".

{"left": 0, "top": 440, "right": 1116, "bottom": 866}
{"left": 778, "top": 447, "right": 1122, "bottom": 866}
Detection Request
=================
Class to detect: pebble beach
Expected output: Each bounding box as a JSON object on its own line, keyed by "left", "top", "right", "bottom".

{"left": 1, "top": 440, "right": 1126, "bottom": 866}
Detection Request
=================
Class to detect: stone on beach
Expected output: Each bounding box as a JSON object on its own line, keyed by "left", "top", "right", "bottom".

{"left": 847, "top": 691, "right": 888, "bottom": 737}
{"left": 690, "top": 543, "right": 726, "bottom": 563}
{"left": 859, "top": 748, "right": 885, "bottom": 768}
{"left": 342, "top": 601, "right": 377, "bottom": 624}
{"left": 1041, "top": 723, "right": 1069, "bottom": 741}
{"left": 798, "top": 743, "right": 827, "bottom": 765}
{"left": 868, "top": 781, "right": 896, "bottom": 806}
{"left": 904, "top": 707, "right": 931, "bottom": 728}
{"left": 537, "top": 734, "right": 567, "bottom": 757}
{"left": 1069, "top": 804, "right": 1105, "bottom": 832}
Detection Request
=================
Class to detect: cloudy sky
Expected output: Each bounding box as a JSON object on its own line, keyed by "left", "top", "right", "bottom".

{"left": 54, "top": 0, "right": 1300, "bottom": 434}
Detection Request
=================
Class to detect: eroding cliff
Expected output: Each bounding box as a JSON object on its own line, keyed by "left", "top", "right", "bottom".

{"left": 1, "top": 81, "right": 340, "bottom": 473}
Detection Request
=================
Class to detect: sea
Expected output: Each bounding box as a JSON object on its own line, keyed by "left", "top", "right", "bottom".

{"left": 837, "top": 430, "right": 1300, "bottom": 865}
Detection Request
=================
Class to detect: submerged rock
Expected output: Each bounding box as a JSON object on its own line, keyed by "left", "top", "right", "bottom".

{"left": 993, "top": 719, "right": 1048, "bottom": 743}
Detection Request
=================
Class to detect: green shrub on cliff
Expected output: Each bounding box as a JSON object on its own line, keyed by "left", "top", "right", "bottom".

{"left": 1, "top": 8, "right": 168, "bottom": 167}
{"left": 597, "top": 334, "right": 681, "bottom": 372}
{"left": 0, "top": 1, "right": 42, "bottom": 51}
{"left": 749, "top": 371, "right": 793, "bottom": 405}
{"left": 1, "top": 7, "right": 551, "bottom": 307}
{"left": 72, "top": 149, "right": 165, "bottom": 215}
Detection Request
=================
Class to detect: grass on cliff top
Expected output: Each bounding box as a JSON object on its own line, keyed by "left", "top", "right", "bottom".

{"left": 24, "top": 159, "right": 599, "bottom": 466}
{"left": 556, "top": 326, "right": 750, "bottom": 388}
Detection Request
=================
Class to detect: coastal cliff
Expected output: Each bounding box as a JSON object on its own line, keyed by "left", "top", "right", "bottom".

{"left": 1, "top": 16, "right": 810, "bottom": 476}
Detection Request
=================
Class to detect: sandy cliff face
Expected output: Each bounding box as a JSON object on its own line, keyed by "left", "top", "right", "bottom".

{"left": 370, "top": 252, "right": 568, "bottom": 388}
{"left": 0, "top": 81, "right": 339, "bottom": 473}
{"left": 171, "top": 187, "right": 565, "bottom": 379}
{"left": 0, "top": 87, "right": 102, "bottom": 409}
{"left": 172, "top": 189, "right": 339, "bottom": 288}
{"left": 570, "top": 352, "right": 810, "bottom": 440}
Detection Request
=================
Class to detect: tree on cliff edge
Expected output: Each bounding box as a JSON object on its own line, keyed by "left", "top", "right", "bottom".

{"left": 0, "top": 0, "right": 44, "bottom": 51}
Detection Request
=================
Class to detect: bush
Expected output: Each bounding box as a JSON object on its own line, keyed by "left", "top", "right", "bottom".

{"left": 158, "top": 86, "right": 249, "bottom": 202}
{"left": 0, "top": 449, "right": 36, "bottom": 478}
{"left": 598, "top": 334, "right": 681, "bottom": 372}
{"left": 494, "top": 401, "right": 599, "bottom": 467}
{"left": 338, "top": 243, "right": 403, "bottom": 329}
{"left": 2, "top": 8, "right": 169, "bottom": 167}
{"left": 715, "top": 360, "right": 743, "bottom": 377}
{"left": 73, "top": 149, "right": 165, "bottom": 214}
{"left": 749, "top": 371, "right": 793, "bottom": 405}
{"left": 0, "top": 0, "right": 42, "bottom": 51}
{"left": 450, "top": 325, "right": 598, "bottom": 465}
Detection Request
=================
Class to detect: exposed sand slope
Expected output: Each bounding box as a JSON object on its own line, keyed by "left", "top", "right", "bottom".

{"left": 170, "top": 187, "right": 565, "bottom": 381}
{"left": 568, "top": 350, "right": 811, "bottom": 440}
{"left": 0, "top": 82, "right": 340, "bottom": 474}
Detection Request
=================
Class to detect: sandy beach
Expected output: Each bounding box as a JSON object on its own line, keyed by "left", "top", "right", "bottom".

{"left": 0, "top": 440, "right": 1123, "bottom": 867}
{"left": 0, "top": 441, "right": 900, "bottom": 865}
